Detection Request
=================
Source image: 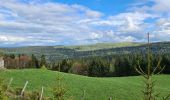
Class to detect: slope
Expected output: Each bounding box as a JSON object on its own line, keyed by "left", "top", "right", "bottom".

{"left": 0, "top": 69, "right": 170, "bottom": 100}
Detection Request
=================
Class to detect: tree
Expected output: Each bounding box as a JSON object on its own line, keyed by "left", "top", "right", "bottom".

{"left": 109, "top": 58, "right": 116, "bottom": 76}
{"left": 31, "top": 54, "right": 39, "bottom": 68}
{"left": 60, "top": 59, "right": 71, "bottom": 72}
{"left": 40, "top": 55, "right": 47, "bottom": 68}
{"left": 19, "top": 54, "right": 31, "bottom": 68}
{"left": 70, "top": 62, "right": 88, "bottom": 75}
{"left": 115, "top": 57, "right": 131, "bottom": 76}
{"left": 9, "top": 54, "right": 15, "bottom": 59}
{"left": 53, "top": 64, "right": 67, "bottom": 100}
{"left": 135, "top": 33, "right": 169, "bottom": 100}
{"left": 161, "top": 55, "right": 170, "bottom": 74}
{"left": 0, "top": 50, "right": 4, "bottom": 57}
{"left": 88, "top": 58, "right": 109, "bottom": 77}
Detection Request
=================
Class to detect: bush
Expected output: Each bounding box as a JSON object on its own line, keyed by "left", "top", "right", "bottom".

{"left": 0, "top": 77, "right": 8, "bottom": 100}
{"left": 53, "top": 86, "right": 67, "bottom": 100}
{"left": 53, "top": 74, "right": 67, "bottom": 100}
{"left": 41, "top": 65, "right": 47, "bottom": 70}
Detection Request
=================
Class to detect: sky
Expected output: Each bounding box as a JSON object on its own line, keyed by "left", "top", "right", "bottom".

{"left": 0, "top": 0, "right": 170, "bottom": 47}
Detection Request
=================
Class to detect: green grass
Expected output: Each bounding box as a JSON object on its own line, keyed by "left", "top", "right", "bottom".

{"left": 0, "top": 69, "right": 170, "bottom": 100}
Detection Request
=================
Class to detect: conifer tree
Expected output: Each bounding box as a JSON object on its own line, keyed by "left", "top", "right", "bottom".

{"left": 31, "top": 54, "right": 39, "bottom": 68}
{"left": 40, "top": 55, "right": 47, "bottom": 67}
{"left": 53, "top": 63, "right": 67, "bottom": 100}
{"left": 135, "top": 33, "right": 169, "bottom": 100}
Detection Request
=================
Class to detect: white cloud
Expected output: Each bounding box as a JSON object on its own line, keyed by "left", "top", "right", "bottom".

{"left": 0, "top": 35, "right": 26, "bottom": 42}
{"left": 85, "top": 10, "right": 102, "bottom": 18}
{"left": 90, "top": 32, "right": 103, "bottom": 39}
{"left": 81, "top": 11, "right": 154, "bottom": 31}
{"left": 0, "top": 0, "right": 169, "bottom": 46}
{"left": 151, "top": 0, "right": 170, "bottom": 14}
{"left": 156, "top": 18, "right": 170, "bottom": 35}
{"left": 71, "top": 4, "right": 103, "bottom": 18}
{"left": 148, "top": 18, "right": 170, "bottom": 41}
{"left": 110, "top": 12, "right": 155, "bottom": 32}
{"left": 0, "top": 0, "right": 104, "bottom": 46}
{"left": 85, "top": 12, "right": 154, "bottom": 35}
{"left": 104, "top": 30, "right": 137, "bottom": 42}
{"left": 127, "top": 0, "right": 170, "bottom": 42}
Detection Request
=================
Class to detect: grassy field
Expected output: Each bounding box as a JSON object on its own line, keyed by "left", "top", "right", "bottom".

{"left": 0, "top": 69, "right": 170, "bottom": 100}
{"left": 55, "top": 42, "right": 143, "bottom": 51}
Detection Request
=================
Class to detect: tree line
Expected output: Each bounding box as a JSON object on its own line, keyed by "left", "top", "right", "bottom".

{"left": 3, "top": 54, "right": 47, "bottom": 69}
{"left": 52, "top": 53, "right": 170, "bottom": 77}
{"left": 2, "top": 53, "right": 170, "bottom": 77}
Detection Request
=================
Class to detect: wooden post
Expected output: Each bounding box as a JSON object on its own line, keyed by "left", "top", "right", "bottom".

{"left": 6, "top": 78, "right": 13, "bottom": 91}
{"left": 21, "top": 81, "right": 28, "bottom": 96}
{"left": 40, "top": 86, "right": 44, "bottom": 100}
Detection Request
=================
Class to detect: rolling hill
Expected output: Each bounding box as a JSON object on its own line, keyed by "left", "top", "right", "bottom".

{"left": 0, "top": 69, "right": 170, "bottom": 100}
{"left": 0, "top": 42, "right": 170, "bottom": 61}
{"left": 54, "top": 42, "right": 143, "bottom": 51}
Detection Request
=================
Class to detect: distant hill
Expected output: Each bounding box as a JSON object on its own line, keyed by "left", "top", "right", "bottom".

{"left": 0, "top": 42, "right": 170, "bottom": 61}
{"left": 54, "top": 42, "right": 143, "bottom": 51}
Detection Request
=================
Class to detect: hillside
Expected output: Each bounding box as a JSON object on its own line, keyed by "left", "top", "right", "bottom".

{"left": 1, "top": 42, "right": 170, "bottom": 61}
{"left": 0, "top": 69, "right": 170, "bottom": 100}
{"left": 54, "top": 42, "right": 143, "bottom": 51}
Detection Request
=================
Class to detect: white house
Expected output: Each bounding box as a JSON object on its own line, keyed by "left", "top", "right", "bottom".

{"left": 0, "top": 57, "right": 4, "bottom": 69}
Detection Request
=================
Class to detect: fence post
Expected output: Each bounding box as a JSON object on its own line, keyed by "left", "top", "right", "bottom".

{"left": 21, "top": 81, "right": 28, "bottom": 96}
{"left": 6, "top": 78, "right": 13, "bottom": 91}
{"left": 40, "top": 86, "right": 44, "bottom": 100}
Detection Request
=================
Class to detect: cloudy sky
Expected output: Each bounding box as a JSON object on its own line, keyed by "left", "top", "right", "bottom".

{"left": 0, "top": 0, "right": 170, "bottom": 47}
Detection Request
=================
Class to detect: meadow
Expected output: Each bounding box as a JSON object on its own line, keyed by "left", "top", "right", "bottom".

{"left": 1, "top": 69, "right": 170, "bottom": 100}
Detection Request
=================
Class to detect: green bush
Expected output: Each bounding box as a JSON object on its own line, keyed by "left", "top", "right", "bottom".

{"left": 41, "top": 65, "right": 47, "bottom": 70}
{"left": 0, "top": 77, "right": 8, "bottom": 100}
{"left": 52, "top": 74, "right": 67, "bottom": 100}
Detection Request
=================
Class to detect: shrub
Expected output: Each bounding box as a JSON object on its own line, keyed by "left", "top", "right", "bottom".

{"left": 41, "top": 65, "right": 47, "bottom": 70}
{"left": 53, "top": 64, "right": 67, "bottom": 100}
{"left": 0, "top": 77, "right": 8, "bottom": 100}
